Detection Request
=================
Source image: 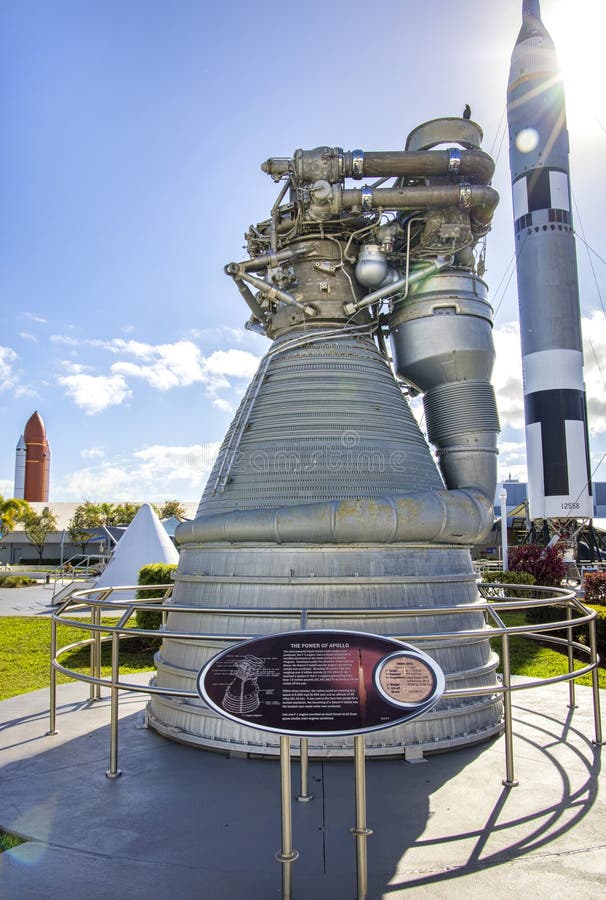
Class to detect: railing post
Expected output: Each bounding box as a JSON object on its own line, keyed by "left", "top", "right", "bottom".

{"left": 589, "top": 617, "right": 604, "bottom": 747}
{"left": 47, "top": 615, "right": 59, "bottom": 735}
{"left": 501, "top": 632, "right": 519, "bottom": 787}
{"left": 94, "top": 601, "right": 103, "bottom": 700}
{"left": 89, "top": 602, "right": 97, "bottom": 701}
{"left": 276, "top": 735, "right": 298, "bottom": 899}
{"left": 105, "top": 630, "right": 122, "bottom": 779}
{"left": 566, "top": 604, "right": 576, "bottom": 709}
{"left": 297, "top": 737, "right": 312, "bottom": 802}
{"left": 351, "top": 734, "right": 372, "bottom": 900}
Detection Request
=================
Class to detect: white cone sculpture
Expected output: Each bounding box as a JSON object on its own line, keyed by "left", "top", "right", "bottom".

{"left": 94, "top": 504, "right": 178, "bottom": 595}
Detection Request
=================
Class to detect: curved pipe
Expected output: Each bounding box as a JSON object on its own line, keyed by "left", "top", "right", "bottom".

{"left": 261, "top": 148, "right": 495, "bottom": 185}
{"left": 347, "top": 150, "right": 495, "bottom": 184}
{"left": 340, "top": 184, "right": 499, "bottom": 226}
{"left": 176, "top": 489, "right": 494, "bottom": 547}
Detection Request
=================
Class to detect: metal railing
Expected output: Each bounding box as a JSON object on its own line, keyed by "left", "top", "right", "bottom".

{"left": 48, "top": 582, "right": 604, "bottom": 786}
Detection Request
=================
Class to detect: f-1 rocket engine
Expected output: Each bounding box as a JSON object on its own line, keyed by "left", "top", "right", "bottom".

{"left": 148, "top": 117, "right": 504, "bottom": 756}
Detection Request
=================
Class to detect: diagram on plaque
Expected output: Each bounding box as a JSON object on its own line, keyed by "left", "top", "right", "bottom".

{"left": 222, "top": 655, "right": 265, "bottom": 714}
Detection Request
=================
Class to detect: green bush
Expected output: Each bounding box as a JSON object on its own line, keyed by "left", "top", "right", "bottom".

{"left": 0, "top": 575, "right": 37, "bottom": 588}
{"left": 482, "top": 570, "right": 536, "bottom": 597}
{"left": 135, "top": 563, "right": 177, "bottom": 631}
{"left": 583, "top": 572, "right": 606, "bottom": 607}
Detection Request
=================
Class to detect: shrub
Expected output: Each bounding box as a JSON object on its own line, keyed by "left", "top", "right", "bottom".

{"left": 508, "top": 543, "right": 566, "bottom": 587}
{"left": 135, "top": 563, "right": 177, "bottom": 631}
{"left": 0, "top": 575, "right": 37, "bottom": 588}
{"left": 583, "top": 572, "right": 606, "bottom": 607}
{"left": 481, "top": 570, "right": 536, "bottom": 599}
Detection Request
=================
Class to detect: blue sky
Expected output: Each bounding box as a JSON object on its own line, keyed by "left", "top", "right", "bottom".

{"left": 1, "top": 0, "right": 605, "bottom": 502}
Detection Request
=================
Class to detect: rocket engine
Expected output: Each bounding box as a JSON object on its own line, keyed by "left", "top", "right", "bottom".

{"left": 148, "top": 117, "right": 504, "bottom": 756}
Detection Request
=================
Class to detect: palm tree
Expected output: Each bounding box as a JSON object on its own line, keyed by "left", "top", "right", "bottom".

{"left": 0, "top": 496, "right": 32, "bottom": 538}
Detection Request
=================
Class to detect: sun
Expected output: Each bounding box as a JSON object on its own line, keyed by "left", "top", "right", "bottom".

{"left": 547, "top": 0, "right": 606, "bottom": 138}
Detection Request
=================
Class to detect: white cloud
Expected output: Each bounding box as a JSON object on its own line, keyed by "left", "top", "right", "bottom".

{"left": 0, "top": 346, "right": 18, "bottom": 391}
{"left": 204, "top": 348, "right": 259, "bottom": 379}
{"left": 50, "top": 334, "right": 261, "bottom": 411}
{"left": 56, "top": 442, "right": 220, "bottom": 501}
{"left": 60, "top": 361, "right": 91, "bottom": 374}
{"left": 492, "top": 322, "right": 524, "bottom": 431}
{"left": 583, "top": 311, "right": 606, "bottom": 436}
{"left": 111, "top": 340, "right": 206, "bottom": 388}
{"left": 23, "top": 312, "right": 47, "bottom": 325}
{"left": 0, "top": 479, "right": 13, "bottom": 497}
{"left": 18, "top": 332, "right": 38, "bottom": 343}
{"left": 58, "top": 373, "right": 132, "bottom": 414}
{"left": 51, "top": 334, "right": 79, "bottom": 345}
{"left": 81, "top": 447, "right": 105, "bottom": 460}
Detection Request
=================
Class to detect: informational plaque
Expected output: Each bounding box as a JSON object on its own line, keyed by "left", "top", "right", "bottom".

{"left": 197, "top": 630, "right": 444, "bottom": 737}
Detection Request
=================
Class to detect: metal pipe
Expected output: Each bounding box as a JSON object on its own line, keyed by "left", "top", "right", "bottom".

{"left": 47, "top": 615, "right": 59, "bottom": 735}
{"left": 105, "top": 630, "right": 122, "bottom": 779}
{"left": 94, "top": 603, "right": 102, "bottom": 700}
{"left": 297, "top": 738, "right": 312, "bottom": 802}
{"left": 354, "top": 149, "right": 495, "bottom": 183}
{"left": 262, "top": 148, "right": 495, "bottom": 184}
{"left": 566, "top": 604, "right": 576, "bottom": 709}
{"left": 177, "top": 487, "right": 495, "bottom": 547}
{"left": 226, "top": 246, "right": 310, "bottom": 274}
{"left": 89, "top": 604, "right": 97, "bottom": 701}
{"left": 351, "top": 734, "right": 372, "bottom": 900}
{"left": 344, "top": 256, "right": 450, "bottom": 315}
{"left": 236, "top": 271, "right": 304, "bottom": 310}
{"left": 340, "top": 184, "right": 499, "bottom": 225}
{"left": 277, "top": 735, "right": 298, "bottom": 899}
{"left": 501, "top": 632, "right": 519, "bottom": 787}
{"left": 589, "top": 617, "right": 604, "bottom": 746}
{"left": 229, "top": 275, "right": 266, "bottom": 321}
{"left": 500, "top": 489, "right": 509, "bottom": 571}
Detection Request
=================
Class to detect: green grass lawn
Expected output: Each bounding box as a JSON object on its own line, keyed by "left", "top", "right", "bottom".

{"left": 0, "top": 616, "right": 156, "bottom": 701}
{"left": 489, "top": 611, "right": 606, "bottom": 689}
{"left": 0, "top": 614, "right": 603, "bottom": 703}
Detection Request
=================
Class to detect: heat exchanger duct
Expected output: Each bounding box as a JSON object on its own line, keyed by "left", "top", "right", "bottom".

{"left": 148, "top": 117, "right": 504, "bottom": 756}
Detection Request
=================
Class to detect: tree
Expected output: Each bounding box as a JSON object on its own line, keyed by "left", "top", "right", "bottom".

{"left": 0, "top": 496, "right": 32, "bottom": 537}
{"left": 508, "top": 543, "right": 566, "bottom": 587}
{"left": 68, "top": 503, "right": 101, "bottom": 554}
{"left": 157, "top": 500, "right": 187, "bottom": 520}
{"left": 68, "top": 501, "right": 140, "bottom": 530}
{"left": 22, "top": 507, "right": 58, "bottom": 562}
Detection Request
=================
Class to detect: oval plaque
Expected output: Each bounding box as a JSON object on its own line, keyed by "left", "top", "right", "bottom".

{"left": 197, "top": 629, "right": 444, "bottom": 737}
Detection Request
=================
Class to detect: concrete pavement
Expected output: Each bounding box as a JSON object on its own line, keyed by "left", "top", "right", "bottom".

{"left": 0, "top": 672, "right": 604, "bottom": 899}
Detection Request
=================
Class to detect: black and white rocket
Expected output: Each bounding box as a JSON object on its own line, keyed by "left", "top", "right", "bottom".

{"left": 507, "top": 0, "right": 592, "bottom": 520}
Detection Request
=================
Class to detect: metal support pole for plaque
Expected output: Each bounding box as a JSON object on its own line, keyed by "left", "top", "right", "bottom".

{"left": 47, "top": 614, "right": 59, "bottom": 735}
{"left": 351, "top": 734, "right": 372, "bottom": 900}
{"left": 89, "top": 603, "right": 97, "bottom": 701}
{"left": 589, "top": 618, "right": 604, "bottom": 747}
{"left": 105, "top": 630, "right": 122, "bottom": 779}
{"left": 297, "top": 737, "right": 312, "bottom": 802}
{"left": 277, "top": 734, "right": 298, "bottom": 899}
{"left": 501, "top": 632, "right": 518, "bottom": 787}
{"left": 566, "top": 604, "right": 576, "bottom": 709}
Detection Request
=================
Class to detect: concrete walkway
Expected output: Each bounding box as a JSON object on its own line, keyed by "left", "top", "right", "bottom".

{"left": 0, "top": 673, "right": 604, "bottom": 899}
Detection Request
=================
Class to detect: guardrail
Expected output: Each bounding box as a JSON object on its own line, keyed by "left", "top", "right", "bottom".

{"left": 48, "top": 583, "right": 604, "bottom": 786}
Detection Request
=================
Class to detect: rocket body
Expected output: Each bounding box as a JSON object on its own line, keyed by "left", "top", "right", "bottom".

{"left": 21, "top": 411, "right": 51, "bottom": 502}
{"left": 13, "top": 435, "right": 26, "bottom": 500}
{"left": 507, "top": 1, "right": 592, "bottom": 519}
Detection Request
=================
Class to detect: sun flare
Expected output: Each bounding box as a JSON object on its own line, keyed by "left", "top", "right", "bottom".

{"left": 547, "top": 0, "right": 606, "bottom": 138}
